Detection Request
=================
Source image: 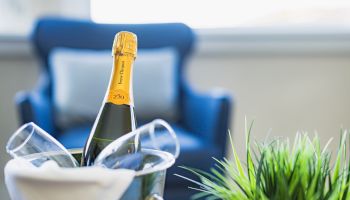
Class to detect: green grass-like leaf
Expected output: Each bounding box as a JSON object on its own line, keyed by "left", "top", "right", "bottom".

{"left": 177, "top": 120, "right": 350, "bottom": 200}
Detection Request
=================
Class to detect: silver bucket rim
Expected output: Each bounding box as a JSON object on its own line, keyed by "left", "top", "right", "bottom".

{"left": 68, "top": 148, "right": 175, "bottom": 177}
{"left": 22, "top": 148, "right": 175, "bottom": 177}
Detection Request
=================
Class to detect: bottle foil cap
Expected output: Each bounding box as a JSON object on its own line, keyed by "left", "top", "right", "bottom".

{"left": 112, "top": 31, "right": 137, "bottom": 58}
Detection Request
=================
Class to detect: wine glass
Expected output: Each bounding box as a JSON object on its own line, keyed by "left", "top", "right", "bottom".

{"left": 6, "top": 122, "right": 79, "bottom": 167}
{"left": 94, "top": 119, "right": 179, "bottom": 169}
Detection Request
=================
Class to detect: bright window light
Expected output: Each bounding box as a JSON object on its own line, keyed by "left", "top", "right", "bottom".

{"left": 91, "top": 0, "right": 350, "bottom": 28}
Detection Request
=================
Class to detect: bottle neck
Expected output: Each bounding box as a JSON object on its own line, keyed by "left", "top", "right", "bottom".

{"left": 107, "top": 54, "right": 135, "bottom": 106}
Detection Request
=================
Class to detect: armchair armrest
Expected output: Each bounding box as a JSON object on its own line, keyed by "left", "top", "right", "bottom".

{"left": 15, "top": 91, "right": 55, "bottom": 136}
{"left": 182, "top": 87, "right": 232, "bottom": 155}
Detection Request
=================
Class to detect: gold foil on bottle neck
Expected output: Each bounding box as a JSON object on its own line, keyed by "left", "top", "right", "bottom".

{"left": 112, "top": 31, "right": 137, "bottom": 58}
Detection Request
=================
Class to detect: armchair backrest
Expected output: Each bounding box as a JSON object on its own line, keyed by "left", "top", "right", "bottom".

{"left": 30, "top": 17, "right": 195, "bottom": 132}
{"left": 32, "top": 17, "right": 195, "bottom": 92}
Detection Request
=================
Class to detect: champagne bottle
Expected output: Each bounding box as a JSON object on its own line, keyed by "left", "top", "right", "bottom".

{"left": 82, "top": 31, "right": 139, "bottom": 166}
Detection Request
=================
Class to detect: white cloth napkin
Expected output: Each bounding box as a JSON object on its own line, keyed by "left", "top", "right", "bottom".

{"left": 4, "top": 158, "right": 135, "bottom": 200}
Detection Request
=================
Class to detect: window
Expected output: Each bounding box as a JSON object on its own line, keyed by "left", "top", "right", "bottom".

{"left": 1, "top": 0, "right": 350, "bottom": 36}
{"left": 0, "top": 0, "right": 89, "bottom": 36}
{"left": 91, "top": 0, "right": 350, "bottom": 28}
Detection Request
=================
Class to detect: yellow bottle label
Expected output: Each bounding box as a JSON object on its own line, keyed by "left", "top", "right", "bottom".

{"left": 107, "top": 55, "right": 133, "bottom": 105}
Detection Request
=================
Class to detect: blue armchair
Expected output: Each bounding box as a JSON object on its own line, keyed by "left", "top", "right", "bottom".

{"left": 15, "top": 17, "right": 232, "bottom": 199}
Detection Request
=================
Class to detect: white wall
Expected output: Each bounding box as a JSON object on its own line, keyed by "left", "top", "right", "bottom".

{"left": 1, "top": 28, "right": 350, "bottom": 198}
{"left": 189, "top": 29, "right": 350, "bottom": 159}
{"left": 0, "top": 45, "right": 39, "bottom": 199}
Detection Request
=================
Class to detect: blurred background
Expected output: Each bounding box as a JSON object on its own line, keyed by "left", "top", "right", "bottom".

{"left": 1, "top": 0, "right": 350, "bottom": 199}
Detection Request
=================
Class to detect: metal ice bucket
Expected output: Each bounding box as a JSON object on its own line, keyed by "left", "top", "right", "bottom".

{"left": 5, "top": 119, "right": 178, "bottom": 200}
{"left": 71, "top": 148, "right": 175, "bottom": 200}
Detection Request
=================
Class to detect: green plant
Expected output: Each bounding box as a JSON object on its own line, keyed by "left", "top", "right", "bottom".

{"left": 176, "top": 119, "right": 350, "bottom": 200}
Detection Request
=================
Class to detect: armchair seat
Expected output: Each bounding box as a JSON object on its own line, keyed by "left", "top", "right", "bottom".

{"left": 58, "top": 124, "right": 204, "bottom": 150}
{"left": 57, "top": 125, "right": 91, "bottom": 149}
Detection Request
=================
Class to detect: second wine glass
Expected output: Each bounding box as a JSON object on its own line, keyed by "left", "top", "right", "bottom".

{"left": 6, "top": 122, "right": 79, "bottom": 168}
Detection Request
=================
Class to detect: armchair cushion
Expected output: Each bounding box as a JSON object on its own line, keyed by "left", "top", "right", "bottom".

{"left": 50, "top": 47, "right": 179, "bottom": 129}
{"left": 50, "top": 48, "right": 109, "bottom": 128}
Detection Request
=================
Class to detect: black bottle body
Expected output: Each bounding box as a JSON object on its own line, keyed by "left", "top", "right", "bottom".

{"left": 82, "top": 103, "right": 137, "bottom": 166}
